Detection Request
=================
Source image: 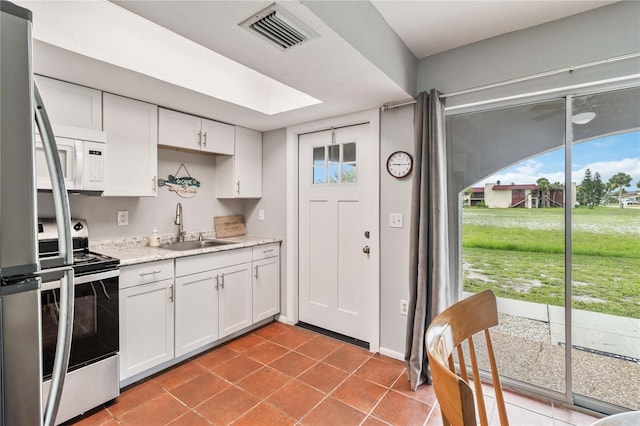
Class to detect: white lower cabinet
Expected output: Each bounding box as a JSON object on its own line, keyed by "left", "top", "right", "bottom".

{"left": 252, "top": 244, "right": 280, "bottom": 322}
{"left": 119, "top": 260, "right": 175, "bottom": 381}
{"left": 218, "top": 263, "right": 253, "bottom": 338}
{"left": 119, "top": 245, "right": 279, "bottom": 384}
{"left": 174, "top": 248, "right": 253, "bottom": 356}
{"left": 174, "top": 271, "right": 219, "bottom": 357}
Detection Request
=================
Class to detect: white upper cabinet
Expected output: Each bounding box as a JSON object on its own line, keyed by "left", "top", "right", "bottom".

{"left": 102, "top": 93, "right": 158, "bottom": 197}
{"left": 158, "top": 108, "right": 234, "bottom": 155}
{"left": 217, "top": 126, "right": 262, "bottom": 198}
{"left": 35, "top": 75, "right": 102, "bottom": 130}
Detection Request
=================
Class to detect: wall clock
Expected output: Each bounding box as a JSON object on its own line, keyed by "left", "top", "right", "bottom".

{"left": 386, "top": 151, "right": 413, "bottom": 178}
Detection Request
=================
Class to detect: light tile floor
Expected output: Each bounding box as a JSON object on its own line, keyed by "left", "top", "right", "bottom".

{"left": 67, "top": 322, "right": 603, "bottom": 425}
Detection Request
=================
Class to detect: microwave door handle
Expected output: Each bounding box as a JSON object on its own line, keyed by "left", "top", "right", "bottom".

{"left": 34, "top": 82, "right": 75, "bottom": 426}
{"left": 74, "top": 140, "right": 83, "bottom": 190}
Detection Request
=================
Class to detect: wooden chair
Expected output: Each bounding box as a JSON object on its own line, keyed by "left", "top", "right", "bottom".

{"left": 425, "top": 289, "right": 509, "bottom": 426}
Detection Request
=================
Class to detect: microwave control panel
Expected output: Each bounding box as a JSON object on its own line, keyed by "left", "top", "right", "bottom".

{"left": 83, "top": 141, "right": 105, "bottom": 191}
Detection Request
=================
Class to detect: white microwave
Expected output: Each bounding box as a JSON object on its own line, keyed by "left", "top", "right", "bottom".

{"left": 35, "top": 125, "right": 107, "bottom": 192}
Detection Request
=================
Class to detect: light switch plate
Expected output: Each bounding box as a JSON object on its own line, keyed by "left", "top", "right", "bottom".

{"left": 389, "top": 213, "right": 403, "bottom": 228}
{"left": 116, "top": 210, "right": 129, "bottom": 226}
{"left": 259, "top": 209, "right": 265, "bottom": 221}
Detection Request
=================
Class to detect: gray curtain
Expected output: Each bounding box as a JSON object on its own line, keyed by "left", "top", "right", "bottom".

{"left": 405, "top": 89, "right": 452, "bottom": 390}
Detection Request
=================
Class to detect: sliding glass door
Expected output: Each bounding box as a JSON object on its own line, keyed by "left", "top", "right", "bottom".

{"left": 570, "top": 88, "right": 640, "bottom": 411}
{"left": 448, "top": 85, "right": 639, "bottom": 413}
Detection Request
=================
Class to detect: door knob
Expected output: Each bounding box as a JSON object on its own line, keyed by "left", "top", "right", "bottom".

{"left": 362, "top": 245, "right": 370, "bottom": 254}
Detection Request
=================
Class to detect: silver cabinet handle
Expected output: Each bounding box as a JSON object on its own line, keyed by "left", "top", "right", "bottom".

{"left": 254, "top": 265, "right": 259, "bottom": 279}
{"left": 215, "top": 275, "right": 219, "bottom": 290}
{"left": 169, "top": 284, "right": 174, "bottom": 302}
{"left": 236, "top": 181, "right": 240, "bottom": 195}
{"left": 197, "top": 130, "right": 202, "bottom": 147}
{"left": 263, "top": 249, "right": 275, "bottom": 254}
{"left": 221, "top": 273, "right": 225, "bottom": 289}
{"left": 152, "top": 175, "right": 157, "bottom": 192}
{"left": 203, "top": 131, "right": 207, "bottom": 147}
{"left": 362, "top": 245, "right": 370, "bottom": 254}
{"left": 139, "top": 270, "right": 161, "bottom": 277}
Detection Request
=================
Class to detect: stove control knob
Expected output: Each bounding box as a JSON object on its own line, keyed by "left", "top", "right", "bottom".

{"left": 73, "top": 222, "right": 84, "bottom": 231}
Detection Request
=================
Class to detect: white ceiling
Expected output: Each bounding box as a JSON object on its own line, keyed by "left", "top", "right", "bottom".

{"left": 20, "top": 0, "right": 619, "bottom": 132}
{"left": 371, "top": 0, "right": 619, "bottom": 59}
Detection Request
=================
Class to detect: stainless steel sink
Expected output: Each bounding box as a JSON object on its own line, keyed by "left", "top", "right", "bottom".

{"left": 159, "top": 239, "right": 232, "bottom": 251}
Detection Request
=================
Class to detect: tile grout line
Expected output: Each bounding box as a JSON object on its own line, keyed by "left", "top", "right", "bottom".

{"left": 297, "top": 349, "right": 377, "bottom": 424}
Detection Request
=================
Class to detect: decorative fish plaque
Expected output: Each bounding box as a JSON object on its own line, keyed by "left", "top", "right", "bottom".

{"left": 158, "top": 163, "right": 200, "bottom": 198}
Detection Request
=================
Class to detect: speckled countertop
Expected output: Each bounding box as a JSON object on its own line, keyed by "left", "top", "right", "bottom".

{"left": 90, "top": 233, "right": 281, "bottom": 267}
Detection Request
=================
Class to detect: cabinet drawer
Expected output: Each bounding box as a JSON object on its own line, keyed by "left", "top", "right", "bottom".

{"left": 120, "top": 260, "right": 174, "bottom": 289}
{"left": 252, "top": 243, "right": 280, "bottom": 261}
{"left": 176, "top": 248, "right": 252, "bottom": 277}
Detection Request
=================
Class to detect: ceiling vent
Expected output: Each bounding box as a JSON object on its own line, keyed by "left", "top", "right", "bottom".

{"left": 240, "top": 3, "right": 319, "bottom": 50}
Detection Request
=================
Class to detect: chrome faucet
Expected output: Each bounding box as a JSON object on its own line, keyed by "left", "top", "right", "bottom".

{"left": 175, "top": 202, "right": 186, "bottom": 242}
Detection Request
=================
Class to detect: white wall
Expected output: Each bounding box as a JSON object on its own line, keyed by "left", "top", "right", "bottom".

{"left": 379, "top": 105, "right": 414, "bottom": 358}
{"left": 37, "top": 147, "right": 244, "bottom": 240}
{"left": 418, "top": 2, "right": 640, "bottom": 97}
{"left": 485, "top": 187, "right": 512, "bottom": 209}
{"left": 244, "top": 128, "right": 288, "bottom": 317}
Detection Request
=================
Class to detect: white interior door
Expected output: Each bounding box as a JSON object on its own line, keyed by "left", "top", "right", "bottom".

{"left": 298, "top": 124, "right": 372, "bottom": 342}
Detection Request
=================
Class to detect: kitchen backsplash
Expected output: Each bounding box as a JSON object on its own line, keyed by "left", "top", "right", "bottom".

{"left": 37, "top": 147, "right": 244, "bottom": 240}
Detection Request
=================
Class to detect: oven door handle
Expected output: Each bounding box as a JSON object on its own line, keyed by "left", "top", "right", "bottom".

{"left": 35, "top": 82, "right": 75, "bottom": 426}
{"left": 41, "top": 269, "right": 119, "bottom": 291}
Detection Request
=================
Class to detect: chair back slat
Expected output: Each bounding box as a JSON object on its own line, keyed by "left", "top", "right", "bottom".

{"left": 486, "top": 329, "right": 509, "bottom": 425}
{"left": 426, "top": 290, "right": 509, "bottom": 426}
{"left": 457, "top": 345, "right": 469, "bottom": 382}
{"left": 468, "top": 337, "right": 489, "bottom": 426}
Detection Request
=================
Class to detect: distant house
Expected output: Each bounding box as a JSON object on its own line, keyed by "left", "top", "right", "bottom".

{"left": 466, "top": 182, "right": 576, "bottom": 208}
{"left": 621, "top": 190, "right": 639, "bottom": 206}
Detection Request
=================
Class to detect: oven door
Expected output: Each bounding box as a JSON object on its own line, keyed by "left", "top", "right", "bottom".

{"left": 41, "top": 269, "right": 119, "bottom": 380}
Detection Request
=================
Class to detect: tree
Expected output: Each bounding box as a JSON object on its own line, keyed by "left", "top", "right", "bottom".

{"left": 536, "top": 177, "right": 550, "bottom": 207}
{"left": 608, "top": 172, "right": 632, "bottom": 208}
{"left": 580, "top": 169, "right": 594, "bottom": 208}
{"left": 464, "top": 187, "right": 473, "bottom": 206}
{"left": 593, "top": 172, "right": 605, "bottom": 207}
{"left": 549, "top": 181, "right": 563, "bottom": 207}
{"left": 577, "top": 169, "right": 606, "bottom": 209}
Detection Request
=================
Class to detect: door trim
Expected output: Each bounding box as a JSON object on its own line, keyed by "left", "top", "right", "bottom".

{"left": 285, "top": 109, "right": 381, "bottom": 353}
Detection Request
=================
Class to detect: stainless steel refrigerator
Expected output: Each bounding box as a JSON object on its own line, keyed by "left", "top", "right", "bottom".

{"left": 1, "top": 2, "right": 75, "bottom": 425}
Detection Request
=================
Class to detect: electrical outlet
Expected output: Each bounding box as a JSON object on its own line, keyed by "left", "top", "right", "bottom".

{"left": 400, "top": 299, "right": 409, "bottom": 316}
{"left": 259, "top": 209, "right": 265, "bottom": 221}
{"left": 389, "top": 213, "right": 403, "bottom": 228}
{"left": 116, "top": 210, "right": 129, "bottom": 226}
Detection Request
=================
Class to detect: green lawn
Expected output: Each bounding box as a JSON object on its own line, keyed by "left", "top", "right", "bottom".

{"left": 462, "top": 206, "right": 640, "bottom": 318}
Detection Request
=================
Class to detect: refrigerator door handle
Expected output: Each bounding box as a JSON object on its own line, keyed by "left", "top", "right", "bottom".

{"left": 34, "top": 82, "right": 75, "bottom": 426}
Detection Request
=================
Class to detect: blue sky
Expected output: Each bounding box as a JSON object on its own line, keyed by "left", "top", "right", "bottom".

{"left": 479, "top": 131, "right": 640, "bottom": 189}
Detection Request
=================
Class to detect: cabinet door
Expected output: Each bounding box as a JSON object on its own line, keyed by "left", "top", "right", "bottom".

{"left": 218, "top": 263, "right": 252, "bottom": 338}
{"left": 216, "top": 127, "right": 262, "bottom": 198}
{"left": 235, "top": 127, "right": 262, "bottom": 197}
{"left": 103, "top": 93, "right": 158, "bottom": 197}
{"left": 119, "top": 279, "right": 174, "bottom": 380}
{"left": 34, "top": 75, "right": 102, "bottom": 130}
{"left": 158, "top": 108, "right": 202, "bottom": 151}
{"left": 253, "top": 256, "right": 280, "bottom": 323}
{"left": 175, "top": 271, "right": 219, "bottom": 357}
{"left": 201, "top": 118, "right": 234, "bottom": 155}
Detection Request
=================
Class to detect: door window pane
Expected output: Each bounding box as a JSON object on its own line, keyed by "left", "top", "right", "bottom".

{"left": 343, "top": 143, "right": 356, "bottom": 162}
{"left": 328, "top": 145, "right": 340, "bottom": 163}
{"left": 312, "top": 142, "right": 357, "bottom": 185}
{"left": 313, "top": 147, "right": 325, "bottom": 166}
{"left": 342, "top": 164, "right": 357, "bottom": 183}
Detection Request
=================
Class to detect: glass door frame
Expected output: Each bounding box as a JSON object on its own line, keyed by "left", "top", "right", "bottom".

{"left": 447, "top": 81, "right": 639, "bottom": 415}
